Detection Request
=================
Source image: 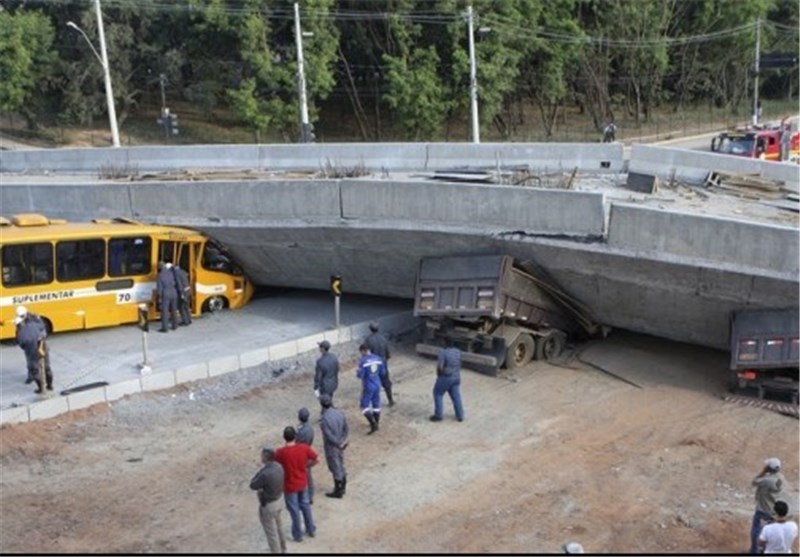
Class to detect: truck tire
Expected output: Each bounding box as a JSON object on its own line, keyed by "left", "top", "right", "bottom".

{"left": 505, "top": 334, "right": 535, "bottom": 369}
{"left": 536, "top": 331, "right": 565, "bottom": 362}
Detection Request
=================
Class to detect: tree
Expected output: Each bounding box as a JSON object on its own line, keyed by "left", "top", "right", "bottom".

{"left": 0, "top": 10, "right": 57, "bottom": 128}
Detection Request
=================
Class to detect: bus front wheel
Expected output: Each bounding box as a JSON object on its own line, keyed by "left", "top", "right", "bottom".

{"left": 204, "top": 296, "right": 226, "bottom": 313}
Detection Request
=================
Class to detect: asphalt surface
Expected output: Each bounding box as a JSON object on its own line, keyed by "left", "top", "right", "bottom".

{"left": 0, "top": 288, "right": 410, "bottom": 411}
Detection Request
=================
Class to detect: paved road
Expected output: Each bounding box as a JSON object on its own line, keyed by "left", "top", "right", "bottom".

{"left": 0, "top": 289, "right": 410, "bottom": 413}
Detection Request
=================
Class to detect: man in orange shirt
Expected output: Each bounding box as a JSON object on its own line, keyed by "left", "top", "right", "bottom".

{"left": 274, "top": 426, "right": 319, "bottom": 543}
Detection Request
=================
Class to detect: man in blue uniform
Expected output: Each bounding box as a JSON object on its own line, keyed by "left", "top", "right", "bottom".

{"left": 356, "top": 343, "right": 386, "bottom": 434}
{"left": 430, "top": 339, "right": 465, "bottom": 422}
{"left": 15, "top": 306, "right": 53, "bottom": 394}
{"left": 314, "top": 341, "right": 339, "bottom": 400}
{"left": 156, "top": 261, "right": 179, "bottom": 332}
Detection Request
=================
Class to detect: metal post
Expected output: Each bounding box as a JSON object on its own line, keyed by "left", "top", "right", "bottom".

{"left": 753, "top": 17, "right": 761, "bottom": 127}
{"left": 467, "top": 5, "right": 480, "bottom": 144}
{"left": 140, "top": 330, "right": 152, "bottom": 374}
{"left": 294, "top": 2, "right": 311, "bottom": 142}
{"left": 159, "top": 73, "right": 167, "bottom": 112}
{"left": 334, "top": 296, "right": 340, "bottom": 329}
{"left": 94, "top": 0, "right": 120, "bottom": 147}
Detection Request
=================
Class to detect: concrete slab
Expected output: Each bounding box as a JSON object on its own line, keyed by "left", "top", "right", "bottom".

{"left": 28, "top": 396, "right": 69, "bottom": 422}
{"left": 0, "top": 291, "right": 411, "bottom": 424}
{"left": 67, "top": 387, "right": 108, "bottom": 412}
{"left": 175, "top": 363, "right": 210, "bottom": 384}
{"left": 105, "top": 379, "right": 144, "bottom": 403}
{"left": 0, "top": 406, "right": 29, "bottom": 425}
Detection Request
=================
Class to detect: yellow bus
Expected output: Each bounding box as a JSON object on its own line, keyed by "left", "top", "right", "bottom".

{"left": 0, "top": 213, "right": 254, "bottom": 340}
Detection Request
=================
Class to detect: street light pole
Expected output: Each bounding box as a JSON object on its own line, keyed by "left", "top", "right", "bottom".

{"left": 67, "top": 0, "right": 120, "bottom": 148}
{"left": 466, "top": 5, "right": 480, "bottom": 144}
{"left": 294, "top": 2, "right": 311, "bottom": 143}
{"left": 752, "top": 17, "right": 761, "bottom": 127}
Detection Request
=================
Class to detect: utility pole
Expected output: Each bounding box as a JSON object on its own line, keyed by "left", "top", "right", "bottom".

{"left": 467, "top": 5, "right": 480, "bottom": 144}
{"left": 294, "top": 2, "right": 312, "bottom": 143}
{"left": 752, "top": 17, "right": 761, "bottom": 127}
{"left": 95, "top": 0, "right": 120, "bottom": 147}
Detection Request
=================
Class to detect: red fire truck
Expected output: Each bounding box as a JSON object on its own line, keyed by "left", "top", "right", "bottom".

{"left": 711, "top": 116, "right": 799, "bottom": 162}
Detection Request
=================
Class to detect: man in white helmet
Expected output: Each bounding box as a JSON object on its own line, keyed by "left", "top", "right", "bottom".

{"left": 14, "top": 306, "right": 53, "bottom": 393}
{"left": 750, "top": 457, "right": 789, "bottom": 554}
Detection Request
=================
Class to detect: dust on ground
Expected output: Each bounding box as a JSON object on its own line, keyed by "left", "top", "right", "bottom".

{"left": 0, "top": 330, "right": 797, "bottom": 554}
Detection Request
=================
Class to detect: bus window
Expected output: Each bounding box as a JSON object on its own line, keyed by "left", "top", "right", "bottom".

{"left": 109, "top": 237, "right": 152, "bottom": 277}
{"left": 56, "top": 239, "right": 105, "bottom": 282}
{"left": 1, "top": 243, "right": 53, "bottom": 286}
{"left": 202, "top": 240, "right": 236, "bottom": 274}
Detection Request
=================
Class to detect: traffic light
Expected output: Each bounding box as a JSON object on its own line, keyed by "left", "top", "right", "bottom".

{"left": 330, "top": 275, "right": 342, "bottom": 297}
{"left": 169, "top": 112, "right": 179, "bottom": 136}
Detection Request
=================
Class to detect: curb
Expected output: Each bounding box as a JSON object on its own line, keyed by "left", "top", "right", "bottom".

{"left": 0, "top": 310, "right": 418, "bottom": 426}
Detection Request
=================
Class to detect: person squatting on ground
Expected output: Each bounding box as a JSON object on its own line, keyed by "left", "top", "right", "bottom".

{"left": 365, "top": 322, "right": 394, "bottom": 406}
{"left": 758, "top": 500, "right": 798, "bottom": 554}
{"left": 314, "top": 340, "right": 339, "bottom": 400}
{"left": 295, "top": 407, "right": 315, "bottom": 504}
{"left": 274, "top": 426, "right": 318, "bottom": 543}
{"left": 318, "top": 393, "right": 349, "bottom": 499}
{"left": 356, "top": 343, "right": 387, "bottom": 434}
{"left": 750, "top": 457, "right": 790, "bottom": 554}
{"left": 14, "top": 306, "right": 53, "bottom": 394}
{"left": 602, "top": 121, "right": 617, "bottom": 143}
{"left": 173, "top": 264, "right": 192, "bottom": 326}
{"left": 249, "top": 446, "right": 287, "bottom": 554}
{"left": 156, "top": 261, "right": 179, "bottom": 332}
{"left": 430, "top": 338, "right": 465, "bottom": 422}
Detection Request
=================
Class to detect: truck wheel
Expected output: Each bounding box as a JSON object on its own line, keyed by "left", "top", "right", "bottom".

{"left": 505, "top": 334, "right": 535, "bottom": 369}
{"left": 536, "top": 331, "right": 565, "bottom": 361}
{"left": 203, "top": 296, "right": 226, "bottom": 313}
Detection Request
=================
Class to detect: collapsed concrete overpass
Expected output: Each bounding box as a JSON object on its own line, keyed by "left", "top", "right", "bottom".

{"left": 1, "top": 142, "right": 797, "bottom": 351}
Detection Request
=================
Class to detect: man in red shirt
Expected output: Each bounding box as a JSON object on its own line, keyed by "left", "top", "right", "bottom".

{"left": 274, "top": 425, "right": 319, "bottom": 543}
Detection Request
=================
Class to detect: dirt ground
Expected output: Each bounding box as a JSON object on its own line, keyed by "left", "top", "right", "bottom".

{"left": 0, "top": 330, "right": 797, "bottom": 554}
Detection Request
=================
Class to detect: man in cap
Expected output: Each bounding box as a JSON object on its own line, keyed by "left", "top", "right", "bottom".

{"left": 356, "top": 343, "right": 387, "bottom": 434}
{"left": 750, "top": 457, "right": 789, "bottom": 553}
{"left": 249, "top": 446, "right": 287, "bottom": 554}
{"left": 14, "top": 306, "right": 53, "bottom": 394}
{"left": 314, "top": 340, "right": 339, "bottom": 400}
{"left": 365, "top": 322, "right": 394, "bottom": 406}
{"left": 156, "top": 261, "right": 179, "bottom": 332}
{"left": 274, "top": 426, "right": 318, "bottom": 543}
{"left": 295, "top": 407, "right": 315, "bottom": 503}
{"left": 430, "top": 337, "right": 465, "bottom": 423}
{"left": 318, "top": 393, "right": 349, "bottom": 499}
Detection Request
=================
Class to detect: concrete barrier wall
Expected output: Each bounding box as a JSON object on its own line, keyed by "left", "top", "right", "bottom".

{"left": 128, "top": 180, "right": 341, "bottom": 220}
{"left": 608, "top": 203, "right": 799, "bottom": 275}
{"left": 425, "top": 142, "right": 624, "bottom": 172}
{"left": 0, "top": 184, "right": 133, "bottom": 221}
{"left": 629, "top": 144, "right": 800, "bottom": 187}
{"left": 0, "top": 142, "right": 624, "bottom": 174}
{"left": 341, "top": 180, "right": 606, "bottom": 236}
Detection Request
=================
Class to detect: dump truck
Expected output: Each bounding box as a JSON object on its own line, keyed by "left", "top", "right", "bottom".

{"left": 727, "top": 308, "right": 799, "bottom": 416}
{"left": 413, "top": 254, "right": 603, "bottom": 375}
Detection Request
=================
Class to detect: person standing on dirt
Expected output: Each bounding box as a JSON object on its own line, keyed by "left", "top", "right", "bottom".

{"left": 295, "top": 407, "right": 316, "bottom": 504}
{"left": 14, "top": 306, "right": 53, "bottom": 394}
{"left": 274, "top": 426, "right": 318, "bottom": 543}
{"left": 430, "top": 338, "right": 465, "bottom": 423}
{"left": 357, "top": 343, "right": 387, "bottom": 434}
{"left": 314, "top": 340, "right": 339, "bottom": 400}
{"left": 365, "top": 322, "right": 394, "bottom": 406}
{"left": 318, "top": 393, "right": 349, "bottom": 499}
{"left": 249, "top": 446, "right": 287, "bottom": 554}
{"left": 156, "top": 261, "right": 179, "bottom": 332}
{"left": 173, "top": 264, "right": 192, "bottom": 326}
{"left": 758, "top": 500, "right": 798, "bottom": 554}
{"left": 750, "top": 457, "right": 789, "bottom": 554}
{"left": 602, "top": 121, "right": 617, "bottom": 143}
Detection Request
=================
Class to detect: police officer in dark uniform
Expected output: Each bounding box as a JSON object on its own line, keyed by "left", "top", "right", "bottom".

{"left": 15, "top": 306, "right": 53, "bottom": 394}
{"left": 319, "top": 394, "right": 349, "bottom": 498}
{"left": 365, "top": 322, "right": 394, "bottom": 406}
{"left": 430, "top": 338, "right": 465, "bottom": 422}
{"left": 156, "top": 261, "right": 179, "bottom": 332}
{"left": 314, "top": 340, "right": 339, "bottom": 399}
{"left": 173, "top": 264, "right": 192, "bottom": 326}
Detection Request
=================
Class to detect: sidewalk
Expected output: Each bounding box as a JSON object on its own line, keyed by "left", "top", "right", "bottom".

{"left": 0, "top": 290, "right": 414, "bottom": 425}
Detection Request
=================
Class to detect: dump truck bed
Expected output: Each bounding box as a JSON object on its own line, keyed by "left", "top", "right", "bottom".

{"left": 730, "top": 308, "right": 800, "bottom": 370}
{"left": 414, "top": 254, "right": 577, "bottom": 333}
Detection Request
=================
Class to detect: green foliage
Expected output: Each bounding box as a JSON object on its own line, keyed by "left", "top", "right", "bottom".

{"left": 0, "top": 10, "right": 57, "bottom": 127}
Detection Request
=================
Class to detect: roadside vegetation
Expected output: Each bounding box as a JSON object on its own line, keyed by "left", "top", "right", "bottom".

{"left": 0, "top": 0, "right": 797, "bottom": 147}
